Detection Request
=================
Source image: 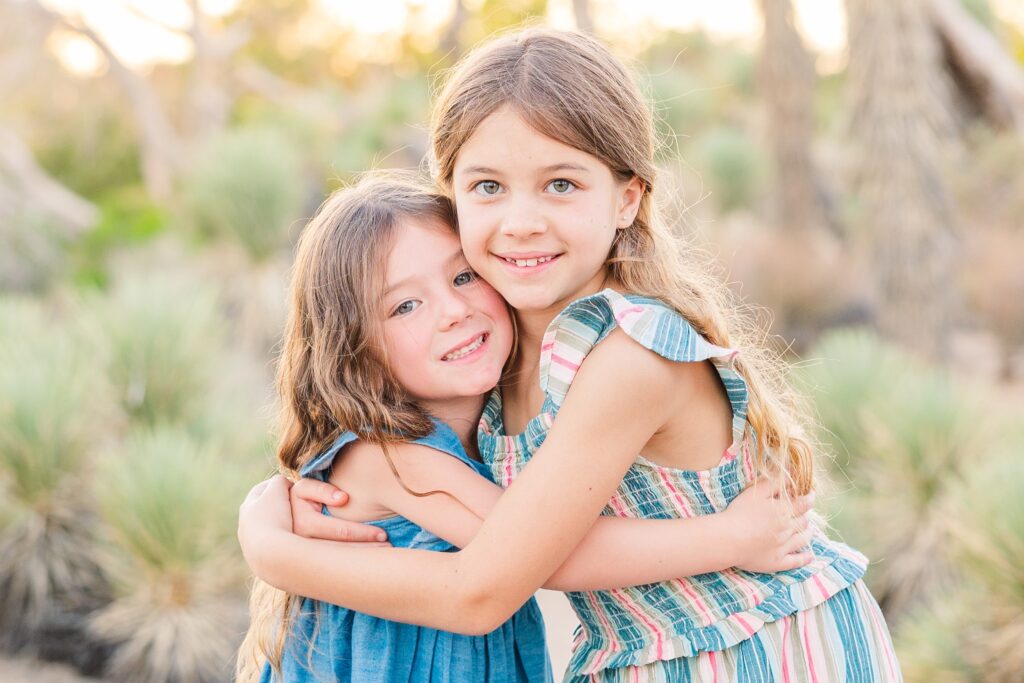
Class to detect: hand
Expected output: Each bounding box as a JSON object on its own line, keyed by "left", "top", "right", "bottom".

{"left": 290, "top": 478, "right": 390, "bottom": 544}
{"left": 238, "top": 475, "right": 295, "bottom": 571}
{"left": 723, "top": 478, "right": 816, "bottom": 574}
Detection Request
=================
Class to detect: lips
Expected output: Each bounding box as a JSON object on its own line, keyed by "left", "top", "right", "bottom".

{"left": 441, "top": 333, "right": 487, "bottom": 361}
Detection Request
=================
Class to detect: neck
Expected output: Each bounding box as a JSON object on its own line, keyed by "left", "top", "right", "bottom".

{"left": 419, "top": 394, "right": 487, "bottom": 459}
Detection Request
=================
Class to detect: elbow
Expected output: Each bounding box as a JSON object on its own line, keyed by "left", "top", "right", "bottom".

{"left": 450, "top": 573, "right": 517, "bottom": 636}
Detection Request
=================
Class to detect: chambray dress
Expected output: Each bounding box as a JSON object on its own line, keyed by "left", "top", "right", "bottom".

{"left": 477, "top": 289, "right": 902, "bottom": 682}
{"left": 261, "top": 420, "right": 553, "bottom": 683}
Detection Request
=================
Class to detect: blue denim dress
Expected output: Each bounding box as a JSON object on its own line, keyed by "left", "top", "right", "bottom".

{"left": 260, "top": 420, "right": 553, "bottom": 683}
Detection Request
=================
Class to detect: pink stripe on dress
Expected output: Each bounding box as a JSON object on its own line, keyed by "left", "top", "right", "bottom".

{"left": 610, "top": 587, "right": 666, "bottom": 661}
{"left": 657, "top": 468, "right": 694, "bottom": 518}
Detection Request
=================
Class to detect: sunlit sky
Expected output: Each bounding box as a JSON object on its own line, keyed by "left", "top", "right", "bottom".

{"left": 43, "top": 0, "right": 1024, "bottom": 76}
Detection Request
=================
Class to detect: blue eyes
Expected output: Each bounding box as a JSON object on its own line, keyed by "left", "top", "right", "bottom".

{"left": 453, "top": 270, "right": 477, "bottom": 286}
{"left": 470, "top": 179, "right": 578, "bottom": 195}
{"left": 392, "top": 300, "right": 420, "bottom": 316}
{"left": 474, "top": 181, "right": 501, "bottom": 196}
{"left": 389, "top": 270, "right": 477, "bottom": 317}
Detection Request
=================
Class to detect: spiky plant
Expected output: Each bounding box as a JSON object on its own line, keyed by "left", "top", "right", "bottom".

{"left": 83, "top": 275, "right": 225, "bottom": 427}
{"left": 945, "top": 442, "right": 1024, "bottom": 680}
{"left": 798, "top": 329, "right": 906, "bottom": 470}
{"left": 896, "top": 597, "right": 978, "bottom": 683}
{"left": 0, "top": 301, "right": 116, "bottom": 650}
{"left": 183, "top": 126, "right": 304, "bottom": 263}
{"left": 91, "top": 427, "right": 249, "bottom": 683}
{"left": 803, "top": 329, "right": 985, "bottom": 621}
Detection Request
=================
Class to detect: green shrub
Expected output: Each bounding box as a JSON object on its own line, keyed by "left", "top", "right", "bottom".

{"left": 0, "top": 303, "right": 115, "bottom": 645}
{"left": 91, "top": 427, "right": 248, "bottom": 683}
{"left": 83, "top": 275, "right": 226, "bottom": 426}
{"left": 690, "top": 125, "right": 765, "bottom": 212}
{"left": 184, "top": 127, "right": 304, "bottom": 262}
{"left": 804, "top": 330, "right": 985, "bottom": 620}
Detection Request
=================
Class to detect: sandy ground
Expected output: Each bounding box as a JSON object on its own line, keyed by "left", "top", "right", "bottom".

{"left": 0, "top": 655, "right": 99, "bottom": 683}
{"left": 536, "top": 588, "right": 581, "bottom": 676}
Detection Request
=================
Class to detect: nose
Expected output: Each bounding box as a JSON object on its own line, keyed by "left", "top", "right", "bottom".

{"left": 437, "top": 289, "right": 473, "bottom": 330}
{"left": 500, "top": 197, "right": 547, "bottom": 240}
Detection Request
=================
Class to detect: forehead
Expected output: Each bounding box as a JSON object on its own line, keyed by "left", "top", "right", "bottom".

{"left": 454, "top": 105, "right": 602, "bottom": 174}
{"left": 385, "top": 218, "right": 461, "bottom": 274}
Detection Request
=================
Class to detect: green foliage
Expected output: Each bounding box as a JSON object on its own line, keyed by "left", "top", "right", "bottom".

{"left": 897, "top": 598, "right": 978, "bottom": 683}
{"left": 959, "top": 0, "right": 995, "bottom": 29}
{"left": 91, "top": 427, "right": 247, "bottom": 683}
{"left": 70, "top": 187, "right": 167, "bottom": 289}
{"left": 691, "top": 125, "right": 765, "bottom": 212}
{"left": 0, "top": 299, "right": 115, "bottom": 642}
{"left": 804, "top": 330, "right": 985, "bottom": 619}
{"left": 33, "top": 101, "right": 142, "bottom": 201}
{"left": 951, "top": 447, "right": 1024, "bottom": 604}
{"left": 184, "top": 126, "right": 305, "bottom": 262}
{"left": 83, "top": 275, "right": 226, "bottom": 426}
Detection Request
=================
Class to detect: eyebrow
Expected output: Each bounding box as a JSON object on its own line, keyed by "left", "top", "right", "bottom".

{"left": 384, "top": 247, "right": 466, "bottom": 296}
{"left": 459, "top": 162, "right": 591, "bottom": 175}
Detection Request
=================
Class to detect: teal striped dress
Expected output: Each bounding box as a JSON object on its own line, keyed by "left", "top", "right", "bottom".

{"left": 477, "top": 289, "right": 902, "bottom": 682}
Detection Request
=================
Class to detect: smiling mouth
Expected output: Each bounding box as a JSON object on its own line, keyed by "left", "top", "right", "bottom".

{"left": 498, "top": 255, "right": 560, "bottom": 268}
{"left": 442, "top": 333, "right": 487, "bottom": 362}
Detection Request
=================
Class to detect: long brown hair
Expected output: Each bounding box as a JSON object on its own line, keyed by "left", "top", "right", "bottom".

{"left": 236, "top": 172, "right": 458, "bottom": 681}
{"left": 429, "top": 28, "right": 816, "bottom": 495}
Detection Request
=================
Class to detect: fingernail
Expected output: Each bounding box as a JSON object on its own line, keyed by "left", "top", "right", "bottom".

{"left": 377, "top": 532, "right": 387, "bottom": 542}
{"left": 332, "top": 491, "right": 343, "bottom": 501}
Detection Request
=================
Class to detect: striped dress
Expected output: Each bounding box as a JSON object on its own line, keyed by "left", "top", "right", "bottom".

{"left": 477, "top": 289, "right": 902, "bottom": 682}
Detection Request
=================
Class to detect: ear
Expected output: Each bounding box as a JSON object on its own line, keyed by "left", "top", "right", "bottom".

{"left": 616, "top": 176, "right": 645, "bottom": 229}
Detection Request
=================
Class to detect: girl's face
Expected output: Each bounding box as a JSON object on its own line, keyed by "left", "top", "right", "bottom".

{"left": 451, "top": 106, "right": 644, "bottom": 315}
{"left": 381, "top": 218, "right": 513, "bottom": 409}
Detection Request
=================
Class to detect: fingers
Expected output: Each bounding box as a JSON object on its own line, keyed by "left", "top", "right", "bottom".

{"left": 291, "top": 478, "right": 350, "bottom": 507}
{"left": 776, "top": 551, "right": 815, "bottom": 571}
{"left": 242, "top": 475, "right": 289, "bottom": 507}
{"left": 292, "top": 508, "right": 389, "bottom": 543}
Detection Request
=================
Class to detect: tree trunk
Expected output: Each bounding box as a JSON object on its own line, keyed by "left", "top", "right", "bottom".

{"left": 757, "top": 0, "right": 835, "bottom": 236}
{"left": 573, "top": 0, "right": 594, "bottom": 34}
{"left": 928, "top": 0, "right": 1024, "bottom": 134}
{"left": 846, "top": 0, "right": 960, "bottom": 361}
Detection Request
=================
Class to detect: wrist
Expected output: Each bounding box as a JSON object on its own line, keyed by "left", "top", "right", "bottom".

{"left": 712, "top": 509, "right": 745, "bottom": 568}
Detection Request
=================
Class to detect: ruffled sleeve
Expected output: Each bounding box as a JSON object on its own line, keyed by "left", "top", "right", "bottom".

{"left": 538, "top": 289, "right": 749, "bottom": 441}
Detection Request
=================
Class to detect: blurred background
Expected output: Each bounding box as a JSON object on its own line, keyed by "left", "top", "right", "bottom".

{"left": 1, "top": 0, "right": 1023, "bottom": 681}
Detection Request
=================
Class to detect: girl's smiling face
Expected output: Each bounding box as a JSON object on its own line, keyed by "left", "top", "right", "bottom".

{"left": 452, "top": 106, "right": 644, "bottom": 317}
{"left": 382, "top": 218, "right": 513, "bottom": 409}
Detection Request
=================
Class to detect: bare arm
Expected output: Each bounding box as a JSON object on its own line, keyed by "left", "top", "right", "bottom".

{"left": 239, "top": 331, "right": 804, "bottom": 633}
{"left": 313, "top": 439, "right": 809, "bottom": 593}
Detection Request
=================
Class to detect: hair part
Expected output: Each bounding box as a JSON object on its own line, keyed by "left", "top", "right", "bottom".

{"left": 429, "top": 28, "right": 816, "bottom": 496}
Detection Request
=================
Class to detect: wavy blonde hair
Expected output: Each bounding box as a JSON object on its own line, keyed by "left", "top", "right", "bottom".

{"left": 429, "top": 28, "right": 815, "bottom": 495}
{"left": 235, "top": 172, "right": 459, "bottom": 682}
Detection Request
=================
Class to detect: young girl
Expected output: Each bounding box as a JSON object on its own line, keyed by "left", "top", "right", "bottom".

{"left": 239, "top": 29, "right": 901, "bottom": 681}
{"left": 238, "top": 173, "right": 815, "bottom": 682}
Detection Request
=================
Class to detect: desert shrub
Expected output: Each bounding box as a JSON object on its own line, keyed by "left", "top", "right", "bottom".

{"left": 91, "top": 427, "right": 249, "bottom": 683}
{"left": 183, "top": 126, "right": 304, "bottom": 262}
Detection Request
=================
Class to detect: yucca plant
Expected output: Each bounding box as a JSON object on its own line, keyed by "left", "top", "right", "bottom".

{"left": 896, "top": 596, "right": 979, "bottom": 683}
{"left": 0, "top": 300, "right": 116, "bottom": 651}
{"left": 91, "top": 427, "right": 249, "bottom": 683}
{"left": 803, "top": 329, "right": 986, "bottom": 622}
{"left": 183, "top": 126, "right": 305, "bottom": 263}
{"left": 945, "top": 443, "right": 1024, "bottom": 680}
{"left": 798, "top": 329, "right": 906, "bottom": 470}
{"left": 83, "top": 275, "right": 226, "bottom": 427}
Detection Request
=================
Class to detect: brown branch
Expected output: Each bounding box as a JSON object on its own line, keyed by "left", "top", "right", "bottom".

{"left": 928, "top": 0, "right": 1024, "bottom": 133}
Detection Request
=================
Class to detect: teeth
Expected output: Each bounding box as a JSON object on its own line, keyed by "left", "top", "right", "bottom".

{"left": 505, "top": 255, "right": 555, "bottom": 267}
{"left": 443, "top": 334, "right": 485, "bottom": 361}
